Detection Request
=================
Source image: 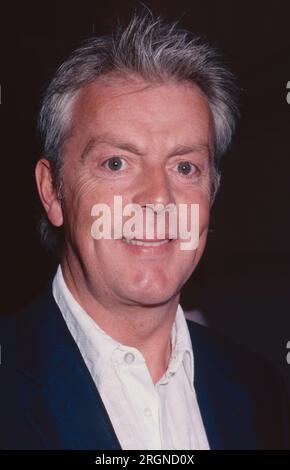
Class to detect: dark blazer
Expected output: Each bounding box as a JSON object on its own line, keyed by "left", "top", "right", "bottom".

{"left": 0, "top": 286, "right": 289, "bottom": 450}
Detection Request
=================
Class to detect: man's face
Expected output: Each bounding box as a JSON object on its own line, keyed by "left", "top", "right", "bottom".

{"left": 59, "top": 75, "right": 213, "bottom": 308}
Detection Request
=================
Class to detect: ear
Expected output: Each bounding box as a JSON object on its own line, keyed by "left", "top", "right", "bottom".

{"left": 35, "top": 158, "right": 63, "bottom": 227}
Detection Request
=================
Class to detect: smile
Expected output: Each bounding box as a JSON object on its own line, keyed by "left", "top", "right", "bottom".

{"left": 121, "top": 238, "right": 171, "bottom": 247}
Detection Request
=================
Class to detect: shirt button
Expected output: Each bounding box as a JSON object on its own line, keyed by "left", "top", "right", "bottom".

{"left": 144, "top": 407, "right": 152, "bottom": 417}
{"left": 124, "top": 352, "right": 135, "bottom": 364}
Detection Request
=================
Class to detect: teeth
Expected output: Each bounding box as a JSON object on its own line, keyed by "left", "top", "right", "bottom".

{"left": 122, "top": 238, "right": 170, "bottom": 247}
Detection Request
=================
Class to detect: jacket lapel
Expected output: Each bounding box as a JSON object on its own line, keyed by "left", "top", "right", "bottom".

{"left": 16, "top": 286, "right": 122, "bottom": 450}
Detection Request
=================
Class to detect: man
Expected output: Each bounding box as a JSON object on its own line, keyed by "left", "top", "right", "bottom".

{"left": 0, "top": 10, "right": 289, "bottom": 450}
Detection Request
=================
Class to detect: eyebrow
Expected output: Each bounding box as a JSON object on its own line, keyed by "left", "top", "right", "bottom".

{"left": 80, "top": 136, "right": 145, "bottom": 160}
{"left": 80, "top": 135, "right": 210, "bottom": 161}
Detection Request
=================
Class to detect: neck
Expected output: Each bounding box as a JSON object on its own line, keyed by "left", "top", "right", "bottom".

{"left": 61, "top": 259, "right": 180, "bottom": 384}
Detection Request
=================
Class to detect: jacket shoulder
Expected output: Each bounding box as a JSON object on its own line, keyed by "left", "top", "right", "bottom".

{"left": 186, "top": 320, "right": 290, "bottom": 449}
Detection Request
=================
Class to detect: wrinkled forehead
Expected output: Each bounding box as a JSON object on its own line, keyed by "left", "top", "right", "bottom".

{"left": 74, "top": 73, "right": 210, "bottom": 116}
{"left": 64, "top": 74, "right": 214, "bottom": 159}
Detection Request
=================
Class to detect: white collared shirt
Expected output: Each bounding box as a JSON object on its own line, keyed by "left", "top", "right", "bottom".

{"left": 52, "top": 265, "right": 209, "bottom": 450}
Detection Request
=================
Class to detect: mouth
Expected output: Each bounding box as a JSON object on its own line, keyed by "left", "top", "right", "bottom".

{"left": 121, "top": 238, "right": 172, "bottom": 247}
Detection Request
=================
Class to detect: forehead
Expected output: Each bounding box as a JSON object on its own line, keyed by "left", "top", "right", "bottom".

{"left": 69, "top": 74, "right": 213, "bottom": 150}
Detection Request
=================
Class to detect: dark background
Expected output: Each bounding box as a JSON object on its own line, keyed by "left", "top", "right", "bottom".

{"left": 1, "top": 0, "right": 290, "bottom": 391}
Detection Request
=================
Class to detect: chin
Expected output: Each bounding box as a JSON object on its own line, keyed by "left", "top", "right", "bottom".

{"left": 121, "top": 280, "right": 179, "bottom": 307}
{"left": 121, "top": 264, "right": 192, "bottom": 306}
{"left": 129, "top": 292, "right": 176, "bottom": 307}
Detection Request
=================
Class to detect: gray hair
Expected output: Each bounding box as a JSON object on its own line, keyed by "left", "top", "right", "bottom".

{"left": 37, "top": 9, "right": 239, "bottom": 253}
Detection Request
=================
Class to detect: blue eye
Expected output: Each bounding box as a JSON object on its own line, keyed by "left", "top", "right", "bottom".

{"left": 104, "top": 156, "right": 125, "bottom": 171}
{"left": 177, "top": 161, "right": 197, "bottom": 175}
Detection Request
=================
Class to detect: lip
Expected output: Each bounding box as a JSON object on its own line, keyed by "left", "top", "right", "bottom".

{"left": 122, "top": 238, "right": 170, "bottom": 246}
{"left": 119, "top": 237, "right": 177, "bottom": 255}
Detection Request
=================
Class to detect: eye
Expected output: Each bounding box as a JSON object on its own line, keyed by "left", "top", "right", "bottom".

{"left": 103, "top": 156, "right": 126, "bottom": 171}
{"left": 177, "top": 161, "right": 199, "bottom": 176}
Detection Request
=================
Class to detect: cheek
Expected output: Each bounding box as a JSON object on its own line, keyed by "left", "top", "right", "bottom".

{"left": 196, "top": 196, "right": 210, "bottom": 256}
{"left": 199, "top": 201, "right": 210, "bottom": 234}
{"left": 186, "top": 193, "right": 210, "bottom": 261}
{"left": 62, "top": 177, "right": 102, "bottom": 242}
{"left": 181, "top": 189, "right": 210, "bottom": 236}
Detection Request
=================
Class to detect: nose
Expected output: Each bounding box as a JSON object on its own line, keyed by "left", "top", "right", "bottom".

{"left": 132, "top": 166, "right": 175, "bottom": 209}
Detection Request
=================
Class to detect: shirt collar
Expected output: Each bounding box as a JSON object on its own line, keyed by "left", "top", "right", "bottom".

{"left": 52, "top": 264, "right": 194, "bottom": 389}
{"left": 158, "top": 304, "right": 194, "bottom": 386}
